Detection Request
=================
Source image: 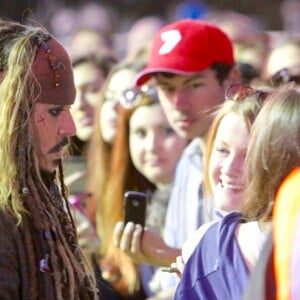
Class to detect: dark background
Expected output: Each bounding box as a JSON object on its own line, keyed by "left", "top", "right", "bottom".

{"left": 0, "top": 0, "right": 285, "bottom": 31}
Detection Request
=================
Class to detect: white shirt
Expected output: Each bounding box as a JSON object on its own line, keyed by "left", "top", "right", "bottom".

{"left": 163, "top": 138, "right": 212, "bottom": 248}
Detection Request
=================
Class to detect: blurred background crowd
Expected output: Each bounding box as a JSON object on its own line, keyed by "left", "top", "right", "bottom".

{"left": 1, "top": 0, "right": 300, "bottom": 60}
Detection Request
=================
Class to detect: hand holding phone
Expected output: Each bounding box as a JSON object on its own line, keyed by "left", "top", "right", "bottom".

{"left": 124, "top": 191, "right": 147, "bottom": 227}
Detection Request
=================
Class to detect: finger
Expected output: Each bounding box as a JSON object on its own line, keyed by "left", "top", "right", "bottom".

{"left": 119, "top": 222, "right": 135, "bottom": 251}
{"left": 176, "top": 256, "right": 183, "bottom": 264}
{"left": 113, "top": 221, "right": 124, "bottom": 247}
{"left": 176, "top": 255, "right": 185, "bottom": 274}
{"left": 130, "top": 224, "right": 143, "bottom": 254}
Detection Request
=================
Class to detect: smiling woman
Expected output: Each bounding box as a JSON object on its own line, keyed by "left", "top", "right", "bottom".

{"left": 172, "top": 86, "right": 271, "bottom": 299}
{"left": 180, "top": 85, "right": 268, "bottom": 262}
{"left": 208, "top": 112, "right": 249, "bottom": 212}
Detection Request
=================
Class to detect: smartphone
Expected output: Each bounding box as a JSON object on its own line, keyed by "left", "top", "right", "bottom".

{"left": 124, "top": 191, "right": 147, "bottom": 226}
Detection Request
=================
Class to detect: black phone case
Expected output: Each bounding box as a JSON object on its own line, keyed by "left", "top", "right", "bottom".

{"left": 124, "top": 191, "right": 147, "bottom": 226}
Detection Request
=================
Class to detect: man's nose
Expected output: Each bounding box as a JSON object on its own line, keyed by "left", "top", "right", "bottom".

{"left": 59, "top": 110, "right": 76, "bottom": 137}
{"left": 172, "top": 90, "right": 189, "bottom": 109}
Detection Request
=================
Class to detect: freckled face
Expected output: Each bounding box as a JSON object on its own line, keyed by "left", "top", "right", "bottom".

{"left": 129, "top": 103, "right": 187, "bottom": 186}
{"left": 32, "top": 103, "right": 76, "bottom": 172}
{"left": 208, "top": 113, "right": 249, "bottom": 212}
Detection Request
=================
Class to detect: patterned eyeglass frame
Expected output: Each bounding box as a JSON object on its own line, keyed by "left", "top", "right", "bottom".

{"left": 120, "top": 85, "right": 158, "bottom": 109}
{"left": 225, "top": 84, "right": 270, "bottom": 102}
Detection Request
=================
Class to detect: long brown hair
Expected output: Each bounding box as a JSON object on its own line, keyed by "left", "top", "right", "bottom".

{"left": 95, "top": 89, "right": 159, "bottom": 295}
{"left": 85, "top": 60, "right": 147, "bottom": 224}
{"left": 243, "top": 86, "right": 300, "bottom": 222}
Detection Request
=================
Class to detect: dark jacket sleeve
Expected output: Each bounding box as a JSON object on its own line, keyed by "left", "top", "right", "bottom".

{"left": 0, "top": 212, "right": 23, "bottom": 299}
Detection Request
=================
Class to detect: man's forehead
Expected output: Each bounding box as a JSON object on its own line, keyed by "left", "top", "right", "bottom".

{"left": 154, "top": 71, "right": 211, "bottom": 84}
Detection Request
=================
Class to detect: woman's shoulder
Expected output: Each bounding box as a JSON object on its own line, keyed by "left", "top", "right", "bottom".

{"left": 236, "top": 221, "right": 269, "bottom": 270}
{"left": 182, "top": 220, "right": 218, "bottom": 262}
{"left": 182, "top": 212, "right": 243, "bottom": 262}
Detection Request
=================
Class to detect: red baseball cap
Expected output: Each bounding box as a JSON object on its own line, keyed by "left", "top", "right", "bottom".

{"left": 136, "top": 19, "right": 234, "bottom": 86}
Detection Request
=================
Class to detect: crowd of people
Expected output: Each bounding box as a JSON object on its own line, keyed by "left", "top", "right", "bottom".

{"left": 0, "top": 3, "right": 300, "bottom": 299}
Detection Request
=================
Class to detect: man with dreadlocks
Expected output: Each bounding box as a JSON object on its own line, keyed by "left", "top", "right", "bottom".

{"left": 0, "top": 21, "right": 98, "bottom": 299}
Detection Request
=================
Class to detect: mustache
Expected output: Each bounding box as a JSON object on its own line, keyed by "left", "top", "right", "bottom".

{"left": 48, "top": 138, "right": 69, "bottom": 154}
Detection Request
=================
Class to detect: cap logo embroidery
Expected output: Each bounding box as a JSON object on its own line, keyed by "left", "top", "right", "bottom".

{"left": 159, "top": 30, "right": 182, "bottom": 55}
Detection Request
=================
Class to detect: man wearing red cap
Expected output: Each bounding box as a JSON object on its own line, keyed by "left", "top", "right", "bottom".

{"left": 114, "top": 19, "right": 239, "bottom": 296}
{"left": 0, "top": 21, "right": 98, "bottom": 299}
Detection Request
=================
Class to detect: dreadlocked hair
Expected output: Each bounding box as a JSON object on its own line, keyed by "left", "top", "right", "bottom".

{"left": 0, "top": 21, "right": 98, "bottom": 299}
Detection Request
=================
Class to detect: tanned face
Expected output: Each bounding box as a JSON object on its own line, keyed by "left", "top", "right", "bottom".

{"left": 155, "top": 70, "right": 227, "bottom": 140}
{"left": 33, "top": 103, "right": 76, "bottom": 172}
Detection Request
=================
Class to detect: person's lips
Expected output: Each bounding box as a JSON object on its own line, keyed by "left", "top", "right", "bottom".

{"left": 145, "top": 156, "right": 165, "bottom": 167}
{"left": 174, "top": 116, "right": 196, "bottom": 128}
{"left": 48, "top": 138, "right": 69, "bottom": 154}
{"left": 219, "top": 178, "right": 244, "bottom": 191}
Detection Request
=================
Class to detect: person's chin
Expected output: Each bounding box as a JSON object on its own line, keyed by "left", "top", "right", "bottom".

{"left": 172, "top": 126, "right": 195, "bottom": 140}
{"left": 216, "top": 195, "right": 242, "bottom": 212}
{"left": 40, "top": 159, "right": 61, "bottom": 173}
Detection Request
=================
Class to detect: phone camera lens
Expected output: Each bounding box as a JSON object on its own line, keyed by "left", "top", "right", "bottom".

{"left": 132, "top": 199, "right": 139, "bottom": 207}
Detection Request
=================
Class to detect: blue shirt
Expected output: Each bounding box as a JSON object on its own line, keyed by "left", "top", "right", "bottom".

{"left": 174, "top": 212, "right": 249, "bottom": 300}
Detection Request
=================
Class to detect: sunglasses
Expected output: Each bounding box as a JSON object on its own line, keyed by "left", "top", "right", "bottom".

{"left": 225, "top": 84, "right": 270, "bottom": 102}
{"left": 120, "top": 85, "right": 158, "bottom": 109}
{"left": 270, "top": 68, "right": 300, "bottom": 86}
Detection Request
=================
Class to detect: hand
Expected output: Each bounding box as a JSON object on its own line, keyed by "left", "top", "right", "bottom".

{"left": 171, "top": 256, "right": 185, "bottom": 279}
{"left": 161, "top": 256, "right": 185, "bottom": 280}
{"left": 113, "top": 221, "right": 180, "bottom": 266}
{"left": 113, "top": 221, "right": 145, "bottom": 264}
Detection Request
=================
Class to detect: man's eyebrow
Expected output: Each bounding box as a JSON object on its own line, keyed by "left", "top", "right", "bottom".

{"left": 156, "top": 73, "right": 204, "bottom": 85}
{"left": 47, "top": 105, "right": 68, "bottom": 111}
{"left": 182, "top": 74, "right": 204, "bottom": 84}
{"left": 48, "top": 105, "right": 63, "bottom": 108}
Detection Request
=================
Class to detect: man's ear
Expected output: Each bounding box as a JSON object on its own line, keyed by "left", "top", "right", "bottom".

{"left": 223, "top": 65, "right": 241, "bottom": 89}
